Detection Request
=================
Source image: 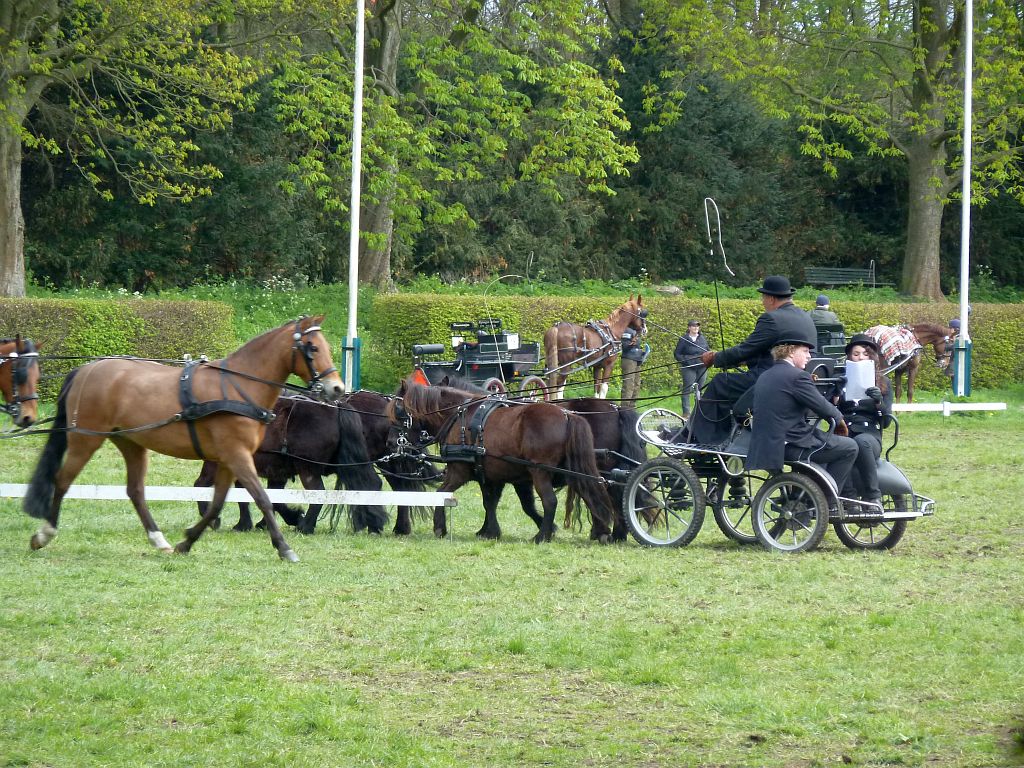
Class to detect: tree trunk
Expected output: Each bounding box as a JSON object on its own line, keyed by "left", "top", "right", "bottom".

{"left": 359, "top": 199, "right": 396, "bottom": 291}
{"left": 0, "top": 119, "right": 26, "bottom": 297}
{"left": 901, "top": 141, "right": 948, "bottom": 300}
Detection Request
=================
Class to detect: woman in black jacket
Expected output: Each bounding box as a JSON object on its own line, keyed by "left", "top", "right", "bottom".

{"left": 837, "top": 334, "right": 893, "bottom": 504}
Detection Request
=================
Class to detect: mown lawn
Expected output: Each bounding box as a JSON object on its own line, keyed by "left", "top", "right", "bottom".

{"left": 1, "top": 394, "right": 1022, "bottom": 767}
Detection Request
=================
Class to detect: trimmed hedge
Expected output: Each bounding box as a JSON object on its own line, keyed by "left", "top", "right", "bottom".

{"left": 0, "top": 298, "right": 236, "bottom": 399}
{"left": 367, "top": 294, "right": 1022, "bottom": 395}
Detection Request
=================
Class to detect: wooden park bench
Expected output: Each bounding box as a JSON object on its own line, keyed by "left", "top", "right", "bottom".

{"left": 804, "top": 260, "right": 893, "bottom": 288}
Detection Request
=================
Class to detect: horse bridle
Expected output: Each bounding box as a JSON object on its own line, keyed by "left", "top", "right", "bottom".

{"left": 1, "top": 338, "right": 40, "bottom": 420}
{"left": 291, "top": 319, "right": 338, "bottom": 398}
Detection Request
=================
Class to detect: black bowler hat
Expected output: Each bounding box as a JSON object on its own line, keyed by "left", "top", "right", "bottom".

{"left": 756, "top": 275, "right": 796, "bottom": 297}
{"left": 844, "top": 333, "right": 879, "bottom": 356}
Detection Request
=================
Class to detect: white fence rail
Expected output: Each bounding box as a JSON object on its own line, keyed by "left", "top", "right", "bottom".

{"left": 0, "top": 484, "right": 456, "bottom": 507}
{"left": 891, "top": 402, "right": 1007, "bottom": 415}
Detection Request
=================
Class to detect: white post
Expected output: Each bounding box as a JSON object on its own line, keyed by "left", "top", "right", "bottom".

{"left": 955, "top": 0, "right": 973, "bottom": 396}
{"left": 345, "top": 0, "right": 366, "bottom": 388}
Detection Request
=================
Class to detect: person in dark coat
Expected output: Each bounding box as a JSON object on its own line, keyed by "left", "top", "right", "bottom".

{"left": 746, "top": 338, "right": 858, "bottom": 492}
{"left": 836, "top": 333, "right": 893, "bottom": 504}
{"left": 689, "top": 275, "right": 818, "bottom": 445}
{"left": 673, "top": 319, "right": 709, "bottom": 417}
{"left": 619, "top": 325, "right": 648, "bottom": 409}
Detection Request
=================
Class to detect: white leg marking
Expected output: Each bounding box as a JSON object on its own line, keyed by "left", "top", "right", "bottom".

{"left": 31, "top": 523, "right": 58, "bottom": 550}
{"left": 148, "top": 531, "right": 173, "bottom": 552}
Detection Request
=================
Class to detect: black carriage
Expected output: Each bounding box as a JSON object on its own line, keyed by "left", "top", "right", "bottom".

{"left": 619, "top": 355, "right": 934, "bottom": 553}
{"left": 411, "top": 319, "right": 544, "bottom": 395}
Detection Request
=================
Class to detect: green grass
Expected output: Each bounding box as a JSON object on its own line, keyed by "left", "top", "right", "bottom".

{"left": 2, "top": 394, "right": 1023, "bottom": 766}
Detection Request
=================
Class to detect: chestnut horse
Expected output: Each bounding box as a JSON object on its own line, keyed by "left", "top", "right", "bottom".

{"left": 22, "top": 316, "right": 345, "bottom": 561}
{"left": 543, "top": 295, "right": 647, "bottom": 400}
{"left": 389, "top": 379, "right": 615, "bottom": 543}
{"left": 1, "top": 336, "right": 41, "bottom": 428}
{"left": 864, "top": 323, "right": 955, "bottom": 403}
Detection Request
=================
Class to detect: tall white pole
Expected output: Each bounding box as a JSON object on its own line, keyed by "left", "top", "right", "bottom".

{"left": 346, "top": 0, "right": 366, "bottom": 388}
{"left": 955, "top": 0, "right": 973, "bottom": 396}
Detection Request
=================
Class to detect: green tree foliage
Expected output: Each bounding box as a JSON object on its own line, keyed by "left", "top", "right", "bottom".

{"left": 642, "top": 0, "right": 1024, "bottom": 298}
{"left": 270, "top": 0, "right": 640, "bottom": 289}
{"left": 0, "top": 0, "right": 282, "bottom": 296}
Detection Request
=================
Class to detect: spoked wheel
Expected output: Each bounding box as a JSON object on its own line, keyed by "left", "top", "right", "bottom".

{"left": 751, "top": 472, "right": 830, "bottom": 553}
{"left": 623, "top": 457, "right": 705, "bottom": 547}
{"left": 518, "top": 375, "right": 547, "bottom": 402}
{"left": 481, "top": 377, "right": 507, "bottom": 395}
{"left": 833, "top": 494, "right": 908, "bottom": 550}
{"left": 709, "top": 471, "right": 765, "bottom": 545}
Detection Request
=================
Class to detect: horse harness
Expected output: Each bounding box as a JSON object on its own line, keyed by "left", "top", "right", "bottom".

{"left": 177, "top": 320, "right": 335, "bottom": 460}
{"left": 1, "top": 338, "right": 40, "bottom": 420}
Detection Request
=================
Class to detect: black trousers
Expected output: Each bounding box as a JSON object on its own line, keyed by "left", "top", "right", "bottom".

{"left": 688, "top": 370, "right": 757, "bottom": 445}
{"left": 786, "top": 434, "right": 859, "bottom": 494}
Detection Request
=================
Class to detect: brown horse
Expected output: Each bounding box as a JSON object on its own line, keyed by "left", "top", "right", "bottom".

{"left": 864, "top": 323, "right": 955, "bottom": 403}
{"left": 22, "top": 316, "right": 345, "bottom": 561}
{"left": 543, "top": 295, "right": 647, "bottom": 400}
{"left": 1, "top": 336, "right": 41, "bottom": 428}
{"left": 389, "top": 379, "right": 615, "bottom": 543}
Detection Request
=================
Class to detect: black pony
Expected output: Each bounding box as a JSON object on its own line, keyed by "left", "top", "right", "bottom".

{"left": 340, "top": 389, "right": 442, "bottom": 535}
{"left": 193, "top": 396, "right": 388, "bottom": 534}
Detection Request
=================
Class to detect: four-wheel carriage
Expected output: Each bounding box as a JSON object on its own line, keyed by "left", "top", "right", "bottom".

{"left": 411, "top": 319, "right": 545, "bottom": 396}
{"left": 620, "top": 406, "right": 934, "bottom": 553}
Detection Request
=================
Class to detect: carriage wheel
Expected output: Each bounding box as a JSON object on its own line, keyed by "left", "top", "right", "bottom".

{"left": 622, "top": 458, "right": 705, "bottom": 547}
{"left": 518, "top": 375, "right": 547, "bottom": 402}
{"left": 481, "top": 377, "right": 506, "bottom": 395}
{"left": 709, "top": 472, "right": 764, "bottom": 545}
{"left": 832, "top": 494, "right": 909, "bottom": 550}
{"left": 751, "top": 472, "right": 830, "bottom": 553}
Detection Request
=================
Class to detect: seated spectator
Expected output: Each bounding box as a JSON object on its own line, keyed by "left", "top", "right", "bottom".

{"left": 836, "top": 334, "right": 893, "bottom": 506}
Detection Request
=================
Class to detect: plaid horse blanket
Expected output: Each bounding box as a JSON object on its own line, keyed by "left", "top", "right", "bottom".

{"left": 865, "top": 325, "right": 921, "bottom": 367}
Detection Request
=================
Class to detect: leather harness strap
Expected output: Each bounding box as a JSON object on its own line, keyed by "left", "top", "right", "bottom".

{"left": 178, "top": 361, "right": 276, "bottom": 460}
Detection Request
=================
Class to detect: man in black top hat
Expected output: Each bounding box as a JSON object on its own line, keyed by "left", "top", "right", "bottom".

{"left": 689, "top": 275, "right": 818, "bottom": 445}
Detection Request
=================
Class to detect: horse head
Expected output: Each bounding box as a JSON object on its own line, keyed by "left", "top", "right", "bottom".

{"left": 621, "top": 294, "right": 648, "bottom": 336}
{"left": 913, "top": 323, "right": 954, "bottom": 372}
{"left": 290, "top": 315, "right": 346, "bottom": 400}
{"left": 1, "top": 336, "right": 41, "bottom": 428}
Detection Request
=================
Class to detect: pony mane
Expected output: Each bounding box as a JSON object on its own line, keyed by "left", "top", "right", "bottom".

{"left": 400, "top": 381, "right": 474, "bottom": 418}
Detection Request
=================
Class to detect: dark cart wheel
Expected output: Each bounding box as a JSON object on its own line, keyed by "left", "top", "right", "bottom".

{"left": 709, "top": 471, "right": 765, "bottom": 545}
{"left": 622, "top": 457, "right": 705, "bottom": 547}
{"left": 481, "top": 377, "right": 506, "bottom": 395}
{"left": 518, "top": 375, "right": 547, "bottom": 401}
{"left": 833, "top": 494, "right": 908, "bottom": 550}
{"left": 751, "top": 472, "right": 830, "bottom": 553}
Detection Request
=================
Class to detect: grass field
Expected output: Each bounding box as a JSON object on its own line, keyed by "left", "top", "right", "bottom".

{"left": 1, "top": 392, "right": 1023, "bottom": 767}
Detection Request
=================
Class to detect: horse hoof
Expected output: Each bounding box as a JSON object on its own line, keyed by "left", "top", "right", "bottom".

{"left": 29, "top": 534, "right": 46, "bottom": 550}
{"left": 280, "top": 549, "right": 300, "bottom": 563}
{"left": 433, "top": 527, "right": 447, "bottom": 538}
{"left": 173, "top": 541, "right": 191, "bottom": 555}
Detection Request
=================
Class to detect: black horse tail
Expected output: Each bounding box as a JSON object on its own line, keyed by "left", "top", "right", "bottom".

{"left": 563, "top": 413, "right": 615, "bottom": 530}
{"left": 24, "top": 368, "right": 78, "bottom": 519}
{"left": 616, "top": 407, "right": 647, "bottom": 466}
{"left": 334, "top": 407, "right": 389, "bottom": 533}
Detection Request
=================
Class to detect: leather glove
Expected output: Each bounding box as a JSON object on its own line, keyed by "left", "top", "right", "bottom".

{"left": 835, "top": 419, "right": 849, "bottom": 437}
{"left": 864, "top": 386, "right": 882, "bottom": 404}
{"left": 701, "top": 350, "right": 716, "bottom": 368}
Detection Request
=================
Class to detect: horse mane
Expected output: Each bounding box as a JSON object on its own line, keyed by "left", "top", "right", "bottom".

{"left": 400, "top": 380, "right": 475, "bottom": 419}
{"left": 911, "top": 322, "right": 950, "bottom": 337}
{"left": 227, "top": 315, "right": 325, "bottom": 360}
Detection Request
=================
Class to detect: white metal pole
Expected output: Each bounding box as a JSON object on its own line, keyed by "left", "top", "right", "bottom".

{"left": 955, "top": 0, "right": 974, "bottom": 396}
{"left": 346, "top": 0, "right": 366, "bottom": 388}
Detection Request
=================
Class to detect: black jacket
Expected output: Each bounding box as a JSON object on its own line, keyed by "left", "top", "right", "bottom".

{"left": 620, "top": 327, "right": 647, "bottom": 363}
{"left": 714, "top": 301, "right": 818, "bottom": 377}
{"left": 746, "top": 360, "right": 845, "bottom": 473}
{"left": 838, "top": 376, "right": 893, "bottom": 444}
{"left": 674, "top": 332, "right": 709, "bottom": 365}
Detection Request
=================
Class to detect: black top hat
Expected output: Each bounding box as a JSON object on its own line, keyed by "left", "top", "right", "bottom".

{"left": 844, "top": 333, "right": 879, "bottom": 356}
{"left": 757, "top": 275, "right": 796, "bottom": 297}
{"left": 775, "top": 335, "right": 817, "bottom": 350}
